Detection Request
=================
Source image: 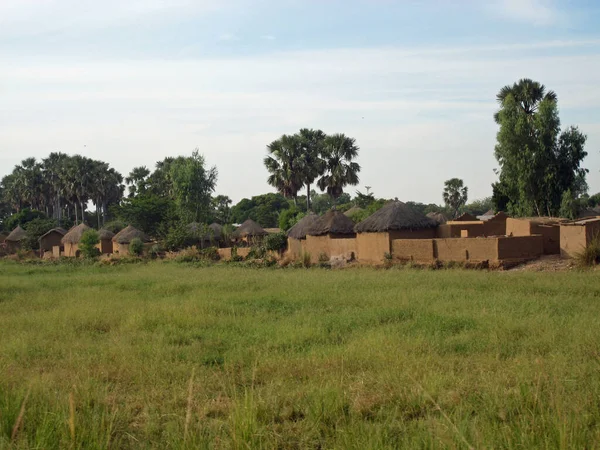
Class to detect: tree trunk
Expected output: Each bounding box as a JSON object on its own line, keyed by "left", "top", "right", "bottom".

{"left": 74, "top": 203, "right": 78, "bottom": 224}
{"left": 102, "top": 200, "right": 107, "bottom": 226}
{"left": 81, "top": 202, "right": 85, "bottom": 225}
{"left": 306, "top": 184, "right": 311, "bottom": 211}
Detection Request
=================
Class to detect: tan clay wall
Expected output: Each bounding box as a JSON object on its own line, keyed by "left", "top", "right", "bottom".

{"left": 218, "top": 248, "right": 232, "bottom": 260}
{"left": 63, "top": 242, "right": 79, "bottom": 257}
{"left": 434, "top": 238, "right": 499, "bottom": 262}
{"left": 97, "top": 238, "right": 113, "bottom": 254}
{"left": 305, "top": 235, "right": 356, "bottom": 263}
{"left": 52, "top": 245, "right": 61, "bottom": 258}
{"left": 286, "top": 238, "right": 305, "bottom": 260}
{"left": 437, "top": 222, "right": 486, "bottom": 238}
{"left": 531, "top": 224, "right": 560, "bottom": 255}
{"left": 497, "top": 235, "right": 543, "bottom": 260}
{"left": 40, "top": 232, "right": 64, "bottom": 252}
{"left": 506, "top": 218, "right": 532, "bottom": 236}
{"left": 559, "top": 221, "right": 600, "bottom": 258}
{"left": 484, "top": 216, "right": 507, "bottom": 236}
{"left": 392, "top": 239, "right": 435, "bottom": 262}
{"left": 356, "top": 233, "right": 391, "bottom": 264}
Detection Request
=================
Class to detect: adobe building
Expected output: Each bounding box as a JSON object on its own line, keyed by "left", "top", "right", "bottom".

{"left": 355, "top": 201, "right": 438, "bottom": 264}
{"left": 506, "top": 217, "right": 564, "bottom": 255}
{"left": 286, "top": 213, "right": 318, "bottom": 260}
{"left": 112, "top": 225, "right": 151, "bottom": 254}
{"left": 305, "top": 210, "right": 356, "bottom": 263}
{"left": 98, "top": 229, "right": 115, "bottom": 254}
{"left": 559, "top": 217, "right": 600, "bottom": 258}
{"left": 232, "top": 219, "right": 268, "bottom": 246}
{"left": 39, "top": 227, "right": 66, "bottom": 257}
{"left": 5, "top": 226, "right": 27, "bottom": 253}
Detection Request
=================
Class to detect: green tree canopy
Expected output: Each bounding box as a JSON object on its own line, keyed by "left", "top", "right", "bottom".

{"left": 443, "top": 178, "right": 468, "bottom": 219}
{"left": 493, "top": 78, "right": 588, "bottom": 216}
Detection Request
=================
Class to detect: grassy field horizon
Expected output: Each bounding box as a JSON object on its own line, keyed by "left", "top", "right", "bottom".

{"left": 1, "top": 261, "right": 600, "bottom": 449}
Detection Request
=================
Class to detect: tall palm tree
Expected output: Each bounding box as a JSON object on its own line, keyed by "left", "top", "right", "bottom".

{"left": 317, "top": 134, "right": 361, "bottom": 205}
{"left": 298, "top": 128, "right": 326, "bottom": 211}
{"left": 264, "top": 134, "right": 304, "bottom": 205}
{"left": 125, "top": 166, "right": 150, "bottom": 197}
{"left": 494, "top": 78, "right": 557, "bottom": 123}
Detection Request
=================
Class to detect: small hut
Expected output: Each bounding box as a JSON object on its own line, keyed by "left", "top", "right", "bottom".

{"left": 286, "top": 213, "right": 318, "bottom": 259}
{"left": 506, "top": 217, "right": 565, "bottom": 255}
{"left": 98, "top": 229, "right": 115, "bottom": 254}
{"left": 5, "top": 226, "right": 27, "bottom": 253}
{"left": 578, "top": 208, "right": 600, "bottom": 219}
{"left": 62, "top": 223, "right": 91, "bottom": 257}
{"left": 39, "top": 227, "right": 66, "bottom": 257}
{"left": 355, "top": 201, "right": 438, "bottom": 263}
{"left": 232, "top": 219, "right": 267, "bottom": 246}
{"left": 426, "top": 212, "right": 448, "bottom": 225}
{"left": 454, "top": 212, "right": 478, "bottom": 222}
{"left": 305, "top": 210, "right": 357, "bottom": 263}
{"left": 112, "top": 225, "right": 151, "bottom": 254}
{"left": 560, "top": 217, "right": 600, "bottom": 258}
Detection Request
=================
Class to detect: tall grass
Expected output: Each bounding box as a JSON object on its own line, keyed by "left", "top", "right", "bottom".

{"left": 1, "top": 261, "right": 600, "bottom": 448}
{"left": 576, "top": 233, "right": 600, "bottom": 267}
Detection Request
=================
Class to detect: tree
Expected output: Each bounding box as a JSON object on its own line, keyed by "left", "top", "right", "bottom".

{"left": 230, "top": 193, "right": 290, "bottom": 227}
{"left": 125, "top": 166, "right": 150, "bottom": 197}
{"left": 317, "top": 134, "right": 361, "bottom": 204}
{"left": 443, "top": 178, "right": 468, "bottom": 218}
{"left": 79, "top": 229, "right": 101, "bottom": 258}
{"left": 210, "top": 195, "right": 232, "bottom": 224}
{"left": 264, "top": 135, "right": 304, "bottom": 205}
{"left": 169, "top": 150, "right": 217, "bottom": 223}
{"left": 494, "top": 78, "right": 588, "bottom": 216}
{"left": 297, "top": 129, "right": 326, "bottom": 211}
{"left": 117, "top": 195, "right": 174, "bottom": 237}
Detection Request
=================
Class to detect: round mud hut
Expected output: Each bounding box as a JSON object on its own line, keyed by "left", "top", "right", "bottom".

{"left": 426, "top": 211, "right": 448, "bottom": 225}
{"left": 5, "top": 226, "right": 27, "bottom": 253}
{"left": 39, "top": 227, "right": 67, "bottom": 257}
{"left": 112, "top": 225, "right": 151, "bottom": 254}
{"left": 232, "top": 219, "right": 267, "bottom": 246}
{"left": 98, "top": 229, "right": 115, "bottom": 254}
{"left": 355, "top": 201, "right": 438, "bottom": 263}
{"left": 305, "top": 210, "right": 356, "bottom": 263}
{"left": 286, "top": 213, "right": 318, "bottom": 259}
{"left": 61, "top": 223, "right": 91, "bottom": 257}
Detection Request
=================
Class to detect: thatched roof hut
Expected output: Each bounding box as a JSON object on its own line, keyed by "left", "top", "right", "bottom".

{"left": 208, "top": 223, "right": 223, "bottom": 240}
{"left": 113, "top": 225, "right": 150, "bottom": 244}
{"left": 98, "top": 229, "right": 115, "bottom": 240}
{"left": 453, "top": 212, "right": 478, "bottom": 222}
{"left": 233, "top": 219, "right": 267, "bottom": 238}
{"left": 426, "top": 211, "right": 448, "bottom": 225}
{"left": 287, "top": 213, "right": 318, "bottom": 240}
{"left": 39, "top": 227, "right": 67, "bottom": 241}
{"left": 308, "top": 210, "right": 355, "bottom": 236}
{"left": 355, "top": 201, "right": 437, "bottom": 233}
{"left": 6, "top": 225, "right": 27, "bottom": 242}
{"left": 61, "top": 223, "right": 91, "bottom": 244}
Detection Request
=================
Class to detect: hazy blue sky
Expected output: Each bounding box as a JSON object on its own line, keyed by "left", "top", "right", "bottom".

{"left": 1, "top": 0, "right": 599, "bottom": 204}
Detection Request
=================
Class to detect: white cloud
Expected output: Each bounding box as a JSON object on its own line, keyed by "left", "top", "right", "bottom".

{"left": 491, "top": 0, "right": 560, "bottom": 26}
{"left": 261, "top": 35, "right": 276, "bottom": 41}
{"left": 1, "top": 39, "right": 599, "bottom": 203}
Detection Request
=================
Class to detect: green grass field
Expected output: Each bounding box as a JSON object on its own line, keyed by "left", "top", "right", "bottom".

{"left": 1, "top": 261, "right": 600, "bottom": 449}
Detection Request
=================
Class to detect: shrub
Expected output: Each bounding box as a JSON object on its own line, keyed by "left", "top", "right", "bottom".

{"left": 4, "top": 209, "right": 47, "bottom": 232}
{"left": 149, "top": 244, "right": 163, "bottom": 259}
{"left": 23, "top": 218, "right": 57, "bottom": 250}
{"left": 201, "top": 246, "right": 220, "bottom": 261}
{"left": 79, "top": 229, "right": 101, "bottom": 258}
{"left": 302, "top": 252, "right": 312, "bottom": 268}
{"left": 576, "top": 234, "right": 600, "bottom": 267}
{"left": 165, "top": 223, "right": 195, "bottom": 251}
{"left": 103, "top": 220, "right": 126, "bottom": 234}
{"left": 231, "top": 246, "right": 243, "bottom": 262}
{"left": 129, "top": 238, "right": 144, "bottom": 257}
{"left": 264, "top": 232, "right": 287, "bottom": 253}
{"left": 318, "top": 252, "right": 329, "bottom": 263}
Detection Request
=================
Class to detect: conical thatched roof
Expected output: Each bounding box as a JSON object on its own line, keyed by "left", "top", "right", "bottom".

{"left": 287, "top": 213, "right": 318, "bottom": 240}
{"left": 483, "top": 209, "right": 495, "bottom": 216}
{"left": 112, "top": 225, "right": 150, "bottom": 244}
{"left": 61, "top": 223, "right": 91, "bottom": 244}
{"left": 208, "top": 223, "right": 223, "bottom": 240}
{"left": 233, "top": 219, "right": 267, "bottom": 238}
{"left": 426, "top": 211, "right": 448, "bottom": 225}
{"left": 308, "top": 210, "right": 356, "bottom": 236}
{"left": 39, "top": 227, "right": 67, "bottom": 241}
{"left": 6, "top": 225, "right": 27, "bottom": 242}
{"left": 98, "top": 229, "right": 115, "bottom": 240}
{"left": 343, "top": 206, "right": 363, "bottom": 217}
{"left": 355, "top": 201, "right": 437, "bottom": 233}
{"left": 453, "top": 212, "right": 478, "bottom": 222}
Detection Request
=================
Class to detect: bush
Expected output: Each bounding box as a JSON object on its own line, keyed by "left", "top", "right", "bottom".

{"left": 4, "top": 209, "right": 47, "bottom": 232}
{"left": 79, "top": 230, "right": 101, "bottom": 258}
{"left": 149, "top": 244, "right": 163, "bottom": 259}
{"left": 129, "top": 238, "right": 144, "bottom": 257}
{"left": 576, "top": 234, "right": 600, "bottom": 267}
{"left": 231, "top": 247, "right": 243, "bottom": 262}
{"left": 103, "top": 220, "right": 126, "bottom": 234}
{"left": 302, "top": 252, "right": 312, "bottom": 268}
{"left": 23, "top": 218, "right": 57, "bottom": 250}
{"left": 264, "top": 232, "right": 287, "bottom": 253}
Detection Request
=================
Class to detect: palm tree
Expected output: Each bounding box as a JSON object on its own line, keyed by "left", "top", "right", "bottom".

{"left": 494, "top": 78, "right": 557, "bottom": 123}
{"left": 317, "top": 134, "right": 361, "bottom": 205}
{"left": 264, "top": 134, "right": 304, "bottom": 205}
{"left": 298, "top": 128, "right": 326, "bottom": 211}
{"left": 125, "top": 166, "right": 150, "bottom": 197}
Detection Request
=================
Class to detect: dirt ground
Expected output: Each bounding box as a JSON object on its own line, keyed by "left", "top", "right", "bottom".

{"left": 507, "top": 255, "right": 578, "bottom": 272}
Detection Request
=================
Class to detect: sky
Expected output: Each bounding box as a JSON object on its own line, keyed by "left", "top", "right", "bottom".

{"left": 1, "top": 0, "right": 599, "bottom": 205}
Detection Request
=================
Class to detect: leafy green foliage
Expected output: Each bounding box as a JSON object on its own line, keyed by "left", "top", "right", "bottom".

{"left": 278, "top": 207, "right": 304, "bottom": 231}
{"left": 4, "top": 209, "right": 47, "bottom": 232}
{"left": 22, "top": 218, "right": 56, "bottom": 250}
{"left": 494, "top": 79, "right": 588, "bottom": 217}
{"left": 317, "top": 134, "right": 361, "bottom": 202}
{"left": 559, "top": 189, "right": 577, "bottom": 219}
{"left": 575, "top": 233, "right": 600, "bottom": 267}
{"left": 79, "top": 230, "right": 101, "bottom": 258}
{"left": 351, "top": 199, "right": 387, "bottom": 223}
{"left": 102, "top": 220, "right": 125, "bottom": 234}
{"left": 117, "top": 195, "right": 175, "bottom": 237}
{"left": 263, "top": 232, "right": 287, "bottom": 252}
{"left": 129, "top": 238, "right": 144, "bottom": 256}
{"left": 231, "top": 193, "right": 290, "bottom": 227}
{"left": 210, "top": 195, "right": 232, "bottom": 224}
